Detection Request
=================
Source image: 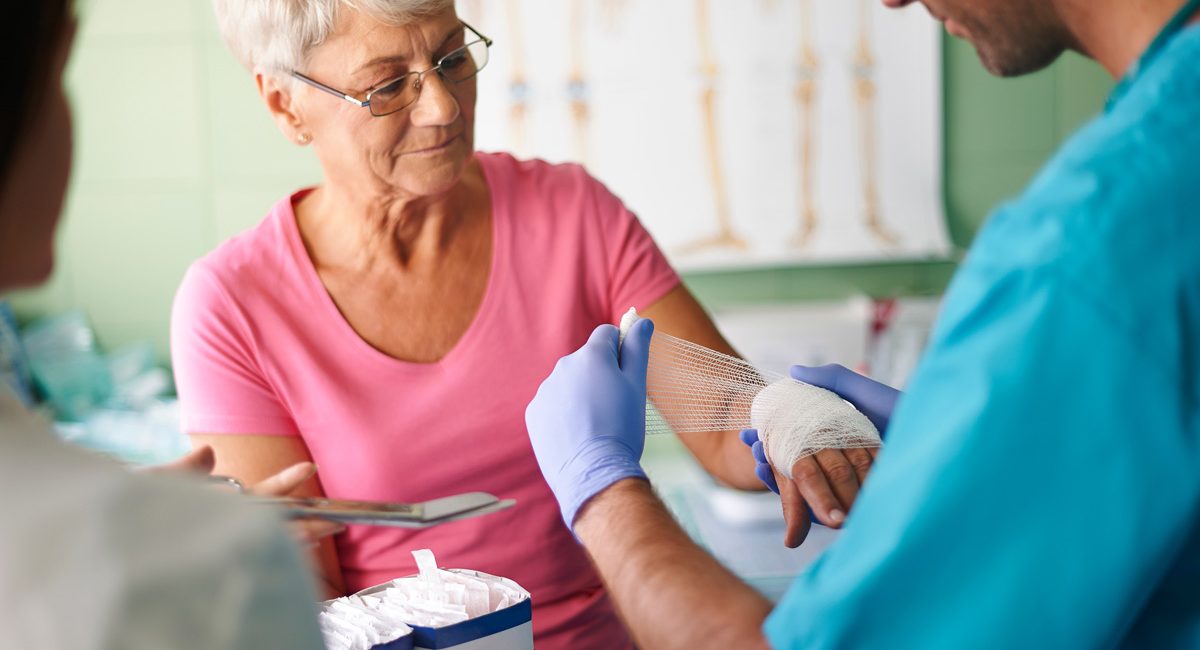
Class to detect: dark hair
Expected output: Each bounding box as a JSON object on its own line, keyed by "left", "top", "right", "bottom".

{"left": 0, "top": 2, "right": 72, "bottom": 183}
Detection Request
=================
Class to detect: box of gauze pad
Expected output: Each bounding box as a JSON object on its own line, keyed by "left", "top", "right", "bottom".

{"left": 321, "top": 549, "right": 532, "bottom": 650}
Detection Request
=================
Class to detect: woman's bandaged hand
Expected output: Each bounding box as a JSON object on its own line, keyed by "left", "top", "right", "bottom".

{"left": 740, "top": 365, "right": 897, "bottom": 544}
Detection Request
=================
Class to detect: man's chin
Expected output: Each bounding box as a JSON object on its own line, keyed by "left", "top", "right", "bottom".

{"left": 975, "top": 41, "right": 1065, "bottom": 78}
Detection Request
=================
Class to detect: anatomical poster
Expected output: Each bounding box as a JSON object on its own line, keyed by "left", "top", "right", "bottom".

{"left": 462, "top": 0, "right": 950, "bottom": 270}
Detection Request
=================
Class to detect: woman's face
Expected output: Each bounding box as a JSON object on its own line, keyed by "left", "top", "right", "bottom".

{"left": 0, "top": 25, "right": 74, "bottom": 291}
{"left": 294, "top": 6, "right": 477, "bottom": 201}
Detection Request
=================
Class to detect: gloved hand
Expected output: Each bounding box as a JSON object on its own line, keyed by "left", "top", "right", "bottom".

{"left": 790, "top": 364, "right": 900, "bottom": 435}
{"left": 525, "top": 319, "right": 654, "bottom": 529}
{"left": 739, "top": 428, "right": 780, "bottom": 494}
{"left": 739, "top": 364, "right": 901, "bottom": 538}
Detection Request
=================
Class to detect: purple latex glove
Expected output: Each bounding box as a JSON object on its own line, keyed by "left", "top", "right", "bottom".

{"left": 789, "top": 364, "right": 900, "bottom": 435}
{"left": 525, "top": 320, "right": 654, "bottom": 529}
{"left": 739, "top": 428, "right": 780, "bottom": 494}
{"left": 739, "top": 365, "right": 900, "bottom": 540}
{"left": 740, "top": 365, "right": 900, "bottom": 495}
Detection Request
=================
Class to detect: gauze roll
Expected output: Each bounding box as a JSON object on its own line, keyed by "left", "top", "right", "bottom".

{"left": 750, "top": 379, "right": 881, "bottom": 478}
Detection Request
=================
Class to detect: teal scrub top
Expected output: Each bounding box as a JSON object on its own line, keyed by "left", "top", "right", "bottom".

{"left": 765, "top": 25, "right": 1200, "bottom": 650}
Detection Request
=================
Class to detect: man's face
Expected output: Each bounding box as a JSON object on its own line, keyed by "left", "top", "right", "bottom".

{"left": 885, "top": 0, "right": 1071, "bottom": 77}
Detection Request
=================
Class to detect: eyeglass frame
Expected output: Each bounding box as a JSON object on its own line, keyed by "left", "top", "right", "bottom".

{"left": 289, "top": 20, "right": 493, "bottom": 117}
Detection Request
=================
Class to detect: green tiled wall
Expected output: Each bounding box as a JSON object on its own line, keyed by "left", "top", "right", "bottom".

{"left": 6, "top": 1, "right": 1112, "bottom": 361}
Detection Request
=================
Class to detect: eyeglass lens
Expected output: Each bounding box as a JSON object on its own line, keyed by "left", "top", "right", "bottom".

{"left": 368, "top": 39, "right": 490, "bottom": 116}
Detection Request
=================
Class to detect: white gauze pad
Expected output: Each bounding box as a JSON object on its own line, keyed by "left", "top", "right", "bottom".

{"left": 750, "top": 379, "right": 881, "bottom": 478}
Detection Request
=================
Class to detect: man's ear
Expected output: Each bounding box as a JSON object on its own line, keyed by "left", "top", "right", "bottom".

{"left": 257, "top": 72, "right": 310, "bottom": 145}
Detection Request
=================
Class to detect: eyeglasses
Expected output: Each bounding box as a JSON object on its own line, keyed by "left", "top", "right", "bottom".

{"left": 291, "top": 21, "right": 493, "bottom": 117}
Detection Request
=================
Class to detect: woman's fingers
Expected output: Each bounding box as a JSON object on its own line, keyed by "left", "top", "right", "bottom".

{"left": 813, "top": 449, "right": 860, "bottom": 520}
{"left": 843, "top": 447, "right": 876, "bottom": 485}
{"left": 290, "top": 519, "right": 347, "bottom": 548}
{"left": 242, "top": 463, "right": 342, "bottom": 547}
{"left": 250, "top": 462, "right": 318, "bottom": 497}
{"left": 788, "top": 454, "right": 845, "bottom": 527}
{"left": 771, "top": 447, "right": 882, "bottom": 538}
{"left": 776, "top": 466, "right": 812, "bottom": 548}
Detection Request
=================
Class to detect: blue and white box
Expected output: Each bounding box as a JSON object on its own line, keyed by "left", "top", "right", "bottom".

{"left": 357, "top": 570, "right": 532, "bottom": 650}
{"left": 320, "top": 549, "right": 532, "bottom": 650}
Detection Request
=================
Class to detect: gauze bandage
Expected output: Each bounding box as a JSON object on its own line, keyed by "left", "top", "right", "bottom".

{"left": 319, "top": 549, "right": 531, "bottom": 650}
{"left": 620, "top": 308, "right": 881, "bottom": 478}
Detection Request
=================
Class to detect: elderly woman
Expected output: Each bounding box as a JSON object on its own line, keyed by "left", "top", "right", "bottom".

{"left": 175, "top": 0, "right": 875, "bottom": 646}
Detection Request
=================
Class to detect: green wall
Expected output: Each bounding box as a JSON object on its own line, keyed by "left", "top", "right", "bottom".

{"left": 5, "top": 0, "right": 1113, "bottom": 361}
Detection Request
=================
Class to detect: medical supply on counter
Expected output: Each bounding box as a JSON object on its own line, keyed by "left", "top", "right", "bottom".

{"left": 619, "top": 308, "right": 881, "bottom": 475}
{"left": 21, "top": 311, "right": 113, "bottom": 421}
{"left": 0, "top": 301, "right": 33, "bottom": 406}
{"left": 54, "top": 398, "right": 190, "bottom": 466}
{"left": 319, "top": 600, "right": 412, "bottom": 650}
{"left": 320, "top": 549, "right": 532, "bottom": 650}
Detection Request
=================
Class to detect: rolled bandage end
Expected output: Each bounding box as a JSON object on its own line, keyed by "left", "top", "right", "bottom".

{"left": 750, "top": 379, "right": 882, "bottom": 479}
{"left": 619, "top": 307, "right": 641, "bottom": 347}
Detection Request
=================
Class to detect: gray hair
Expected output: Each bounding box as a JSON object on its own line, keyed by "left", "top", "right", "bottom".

{"left": 213, "top": 0, "right": 455, "bottom": 74}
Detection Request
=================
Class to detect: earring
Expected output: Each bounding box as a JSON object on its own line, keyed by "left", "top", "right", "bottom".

{"left": 296, "top": 133, "right": 312, "bottom": 145}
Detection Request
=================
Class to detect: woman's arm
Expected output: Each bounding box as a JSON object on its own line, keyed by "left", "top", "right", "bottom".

{"left": 639, "top": 285, "right": 762, "bottom": 490}
{"left": 640, "top": 286, "right": 879, "bottom": 537}
{"left": 189, "top": 433, "right": 347, "bottom": 599}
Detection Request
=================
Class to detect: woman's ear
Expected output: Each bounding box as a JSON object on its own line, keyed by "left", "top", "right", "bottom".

{"left": 257, "top": 72, "right": 311, "bottom": 145}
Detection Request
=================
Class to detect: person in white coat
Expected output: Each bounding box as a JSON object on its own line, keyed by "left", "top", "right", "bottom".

{"left": 0, "top": 4, "right": 326, "bottom": 648}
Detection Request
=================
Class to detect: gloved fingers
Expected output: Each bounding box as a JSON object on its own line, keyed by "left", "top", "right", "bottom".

{"left": 778, "top": 468, "right": 812, "bottom": 548}
{"left": 789, "top": 454, "right": 846, "bottom": 528}
{"left": 750, "top": 440, "right": 768, "bottom": 465}
{"left": 814, "top": 449, "right": 861, "bottom": 517}
{"left": 843, "top": 446, "right": 876, "bottom": 485}
{"left": 791, "top": 364, "right": 891, "bottom": 408}
{"left": 249, "top": 462, "right": 319, "bottom": 497}
{"left": 585, "top": 323, "right": 621, "bottom": 359}
{"left": 742, "top": 429, "right": 779, "bottom": 493}
{"left": 754, "top": 461, "right": 780, "bottom": 494}
{"left": 618, "top": 317, "right": 654, "bottom": 382}
{"left": 788, "top": 363, "right": 847, "bottom": 391}
{"left": 738, "top": 428, "right": 759, "bottom": 447}
{"left": 789, "top": 363, "right": 898, "bottom": 433}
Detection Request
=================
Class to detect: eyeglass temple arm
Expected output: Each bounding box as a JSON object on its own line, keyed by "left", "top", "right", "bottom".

{"left": 460, "top": 20, "right": 493, "bottom": 47}
{"left": 290, "top": 72, "right": 369, "bottom": 108}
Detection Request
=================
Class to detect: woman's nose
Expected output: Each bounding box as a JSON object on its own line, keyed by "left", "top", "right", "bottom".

{"left": 409, "top": 73, "right": 460, "bottom": 127}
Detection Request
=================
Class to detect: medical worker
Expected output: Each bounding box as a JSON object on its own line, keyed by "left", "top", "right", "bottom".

{"left": 525, "top": 0, "right": 1200, "bottom": 647}
{"left": 0, "top": 4, "right": 328, "bottom": 647}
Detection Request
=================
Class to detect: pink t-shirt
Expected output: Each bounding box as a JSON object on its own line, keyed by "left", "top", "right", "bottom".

{"left": 171, "top": 153, "right": 680, "bottom": 649}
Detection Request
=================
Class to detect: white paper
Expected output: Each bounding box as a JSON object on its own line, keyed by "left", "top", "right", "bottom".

{"left": 465, "top": 0, "right": 949, "bottom": 269}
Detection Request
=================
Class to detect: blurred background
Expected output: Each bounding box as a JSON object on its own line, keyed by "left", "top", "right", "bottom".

{"left": 0, "top": 0, "right": 1111, "bottom": 470}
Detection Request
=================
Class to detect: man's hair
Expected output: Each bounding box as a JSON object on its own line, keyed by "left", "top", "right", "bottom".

{"left": 0, "top": 1, "right": 72, "bottom": 184}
